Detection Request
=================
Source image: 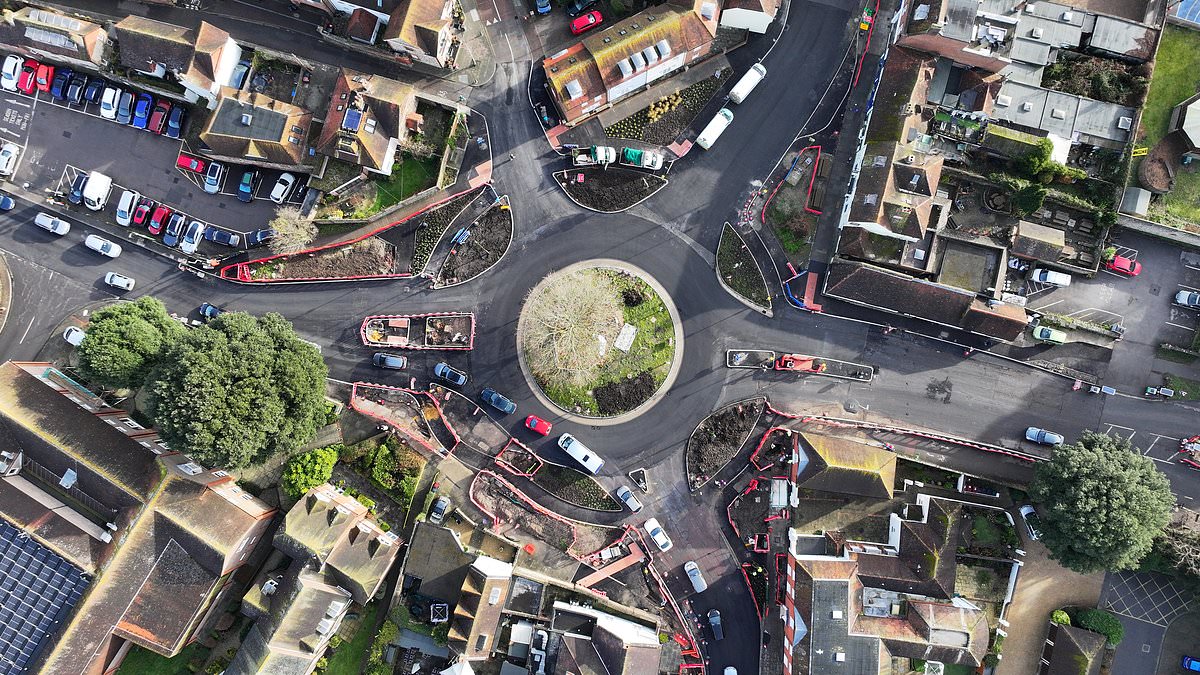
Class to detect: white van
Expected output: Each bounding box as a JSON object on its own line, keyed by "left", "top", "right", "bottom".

{"left": 82, "top": 171, "right": 113, "bottom": 211}
{"left": 729, "top": 64, "right": 766, "bottom": 104}
{"left": 557, "top": 433, "right": 604, "bottom": 474}
{"left": 1030, "top": 268, "right": 1071, "bottom": 288}
{"left": 696, "top": 108, "right": 734, "bottom": 150}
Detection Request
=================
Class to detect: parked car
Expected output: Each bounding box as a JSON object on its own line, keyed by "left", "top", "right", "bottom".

{"left": 708, "top": 610, "right": 724, "bottom": 641}
{"left": 180, "top": 220, "right": 205, "bottom": 254}
{"left": 64, "top": 73, "right": 86, "bottom": 104}
{"left": 536, "top": 0, "right": 551, "bottom": 14}
{"left": 236, "top": 169, "right": 259, "bottom": 203}
{"left": 684, "top": 561, "right": 707, "bottom": 593}
{"left": 428, "top": 496, "right": 451, "bottom": 525}
{"left": 148, "top": 99, "right": 171, "bottom": 134}
{"left": 131, "top": 93, "right": 153, "bottom": 129}
{"left": 480, "top": 387, "right": 516, "bottom": 415}
{"left": 65, "top": 172, "right": 86, "bottom": 204}
{"left": 1177, "top": 290, "right": 1200, "bottom": 308}
{"left": 270, "top": 172, "right": 297, "bottom": 203}
{"left": 203, "top": 162, "right": 224, "bottom": 194}
{"left": 33, "top": 212, "right": 69, "bottom": 235}
{"left": 49, "top": 67, "right": 72, "bottom": 99}
{"left": 204, "top": 228, "right": 241, "bottom": 247}
{"left": 148, "top": 205, "right": 171, "bottom": 235}
{"left": 230, "top": 60, "right": 251, "bottom": 89}
{"left": 198, "top": 303, "right": 223, "bottom": 320}
{"left": 16, "top": 58, "right": 37, "bottom": 95}
{"left": 132, "top": 198, "right": 153, "bottom": 227}
{"left": 0, "top": 142, "right": 20, "bottom": 176}
{"left": 245, "top": 228, "right": 274, "bottom": 247}
{"left": 163, "top": 213, "right": 186, "bottom": 247}
{"left": 1031, "top": 326, "right": 1066, "bottom": 344}
{"left": 0, "top": 194, "right": 13, "bottom": 210}
{"left": 1024, "top": 427, "right": 1064, "bottom": 446}
{"left": 570, "top": 10, "right": 603, "bottom": 34}
{"left": 165, "top": 105, "right": 186, "bottom": 139}
{"left": 116, "top": 90, "right": 134, "bottom": 124}
{"left": 1104, "top": 254, "right": 1141, "bottom": 276}
{"left": 176, "top": 154, "right": 206, "bottom": 173}
{"left": 372, "top": 352, "right": 408, "bottom": 369}
{"left": 566, "top": 0, "right": 599, "bottom": 16}
{"left": 114, "top": 190, "right": 138, "bottom": 226}
{"left": 103, "top": 272, "right": 135, "bottom": 291}
{"left": 0, "top": 54, "right": 21, "bottom": 92}
{"left": 83, "top": 77, "right": 105, "bottom": 104}
{"left": 525, "top": 415, "right": 552, "bottom": 436}
{"left": 724, "top": 669, "right": 737, "bottom": 675}
{"left": 62, "top": 326, "right": 85, "bottom": 346}
{"left": 34, "top": 62, "right": 53, "bottom": 93}
{"left": 434, "top": 362, "right": 467, "bottom": 386}
{"left": 615, "top": 485, "right": 643, "bottom": 513}
{"left": 1018, "top": 504, "right": 1042, "bottom": 540}
{"left": 1183, "top": 656, "right": 1200, "bottom": 672}
{"left": 1030, "top": 268, "right": 1071, "bottom": 287}
{"left": 643, "top": 518, "right": 672, "bottom": 552}
{"left": 84, "top": 234, "right": 121, "bottom": 258}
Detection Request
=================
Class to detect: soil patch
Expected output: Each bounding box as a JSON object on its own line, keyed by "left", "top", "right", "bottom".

{"left": 1139, "top": 131, "right": 1185, "bottom": 193}
{"left": 531, "top": 461, "right": 622, "bottom": 511}
{"left": 593, "top": 372, "right": 655, "bottom": 416}
{"left": 717, "top": 223, "right": 770, "bottom": 308}
{"left": 260, "top": 237, "right": 396, "bottom": 280}
{"left": 604, "top": 69, "right": 731, "bottom": 144}
{"left": 470, "top": 472, "right": 619, "bottom": 558}
{"left": 436, "top": 199, "right": 513, "bottom": 285}
{"left": 557, "top": 167, "right": 667, "bottom": 213}
{"left": 409, "top": 186, "right": 489, "bottom": 274}
{"left": 686, "top": 397, "right": 766, "bottom": 489}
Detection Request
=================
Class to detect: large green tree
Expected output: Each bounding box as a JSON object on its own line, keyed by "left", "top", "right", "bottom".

{"left": 77, "top": 297, "right": 185, "bottom": 389}
{"left": 146, "top": 312, "right": 328, "bottom": 469}
{"left": 1030, "top": 431, "right": 1174, "bottom": 573}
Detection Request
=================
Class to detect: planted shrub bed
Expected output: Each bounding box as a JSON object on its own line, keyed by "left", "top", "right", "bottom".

{"left": 556, "top": 167, "right": 667, "bottom": 213}
{"left": 717, "top": 223, "right": 770, "bottom": 308}
{"left": 686, "top": 397, "right": 765, "bottom": 488}
{"left": 250, "top": 238, "right": 397, "bottom": 280}
{"left": 532, "top": 462, "right": 622, "bottom": 511}
{"left": 604, "top": 70, "right": 732, "bottom": 144}
{"left": 436, "top": 200, "right": 513, "bottom": 285}
{"left": 410, "top": 185, "right": 489, "bottom": 273}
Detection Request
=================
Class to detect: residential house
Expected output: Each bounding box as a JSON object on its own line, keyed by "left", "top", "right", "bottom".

{"left": 112, "top": 16, "right": 243, "bottom": 109}
{"left": 0, "top": 6, "right": 107, "bottom": 69}
{"left": 382, "top": 0, "right": 456, "bottom": 68}
{"left": 227, "top": 483, "right": 399, "bottom": 675}
{"left": 199, "top": 88, "right": 313, "bottom": 170}
{"left": 544, "top": 1, "right": 719, "bottom": 126}
{"left": 447, "top": 556, "right": 513, "bottom": 660}
{"left": 718, "top": 0, "right": 779, "bottom": 33}
{"left": 550, "top": 602, "right": 662, "bottom": 675}
{"left": 316, "top": 68, "right": 419, "bottom": 175}
{"left": 1039, "top": 623, "right": 1105, "bottom": 675}
{"left": 345, "top": 8, "right": 384, "bottom": 44}
{"left": 788, "top": 432, "right": 897, "bottom": 500}
{"left": 0, "top": 361, "right": 276, "bottom": 675}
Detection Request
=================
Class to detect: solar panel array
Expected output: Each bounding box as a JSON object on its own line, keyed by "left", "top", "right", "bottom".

{"left": 0, "top": 521, "right": 89, "bottom": 674}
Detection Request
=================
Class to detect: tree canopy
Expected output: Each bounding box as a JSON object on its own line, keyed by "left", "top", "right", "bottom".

{"left": 77, "top": 297, "right": 185, "bottom": 389}
{"left": 146, "top": 312, "right": 328, "bottom": 469}
{"left": 267, "top": 206, "right": 317, "bottom": 256}
{"left": 1030, "top": 431, "right": 1174, "bottom": 573}
{"left": 281, "top": 445, "right": 340, "bottom": 498}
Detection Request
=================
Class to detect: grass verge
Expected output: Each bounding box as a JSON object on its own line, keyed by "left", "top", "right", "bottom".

{"left": 325, "top": 602, "right": 379, "bottom": 675}
{"left": 1140, "top": 25, "right": 1200, "bottom": 150}
{"left": 1163, "top": 373, "right": 1200, "bottom": 399}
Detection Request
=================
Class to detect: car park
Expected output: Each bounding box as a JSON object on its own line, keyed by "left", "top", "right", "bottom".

{"left": 204, "top": 227, "right": 241, "bottom": 247}
{"left": 372, "top": 352, "right": 408, "bottom": 369}
{"left": 163, "top": 213, "right": 185, "bottom": 247}
{"left": 570, "top": 10, "right": 603, "bottom": 34}
{"left": 1030, "top": 268, "right": 1071, "bottom": 287}
{"left": 65, "top": 73, "right": 86, "bottom": 104}
{"left": 434, "top": 362, "right": 468, "bottom": 386}
{"left": 16, "top": 58, "right": 36, "bottom": 95}
{"left": 615, "top": 485, "right": 643, "bottom": 512}
{"left": 34, "top": 212, "right": 69, "bottom": 235}
{"left": 180, "top": 220, "right": 205, "bottom": 254}
{"left": 84, "top": 234, "right": 121, "bottom": 258}
{"left": 132, "top": 198, "right": 153, "bottom": 227}
{"left": 83, "top": 77, "right": 104, "bottom": 105}
{"left": 176, "top": 154, "right": 206, "bottom": 173}
{"left": 684, "top": 561, "right": 707, "bottom": 592}
{"left": 480, "top": 387, "right": 517, "bottom": 414}
{"left": 116, "top": 91, "right": 134, "bottom": 124}
{"left": 131, "top": 93, "right": 152, "bottom": 129}
{"left": 203, "top": 162, "right": 224, "bottom": 194}
{"left": 270, "top": 172, "right": 297, "bottom": 203}
{"left": 1105, "top": 255, "right": 1141, "bottom": 276}
{"left": 148, "top": 205, "right": 170, "bottom": 235}
{"left": 148, "top": 99, "right": 171, "bottom": 134}
{"left": 1177, "top": 290, "right": 1200, "bottom": 308}
{"left": 237, "top": 169, "right": 259, "bottom": 202}
{"left": 66, "top": 173, "right": 86, "bottom": 204}
{"left": 62, "top": 326, "right": 85, "bottom": 346}
{"left": 1025, "top": 427, "right": 1064, "bottom": 446}
{"left": 115, "top": 190, "right": 138, "bottom": 226}
{"left": 1031, "top": 326, "right": 1066, "bottom": 344}
{"left": 165, "top": 105, "right": 186, "bottom": 139}
{"left": 198, "top": 303, "right": 222, "bottom": 320}
{"left": 525, "top": 415, "right": 552, "bottom": 436}
{"left": 34, "top": 62, "right": 53, "bottom": 93}
{"left": 428, "top": 496, "right": 451, "bottom": 524}
{"left": 558, "top": 433, "right": 604, "bottom": 474}
{"left": 707, "top": 609, "right": 723, "bottom": 640}
{"left": 1018, "top": 504, "right": 1042, "bottom": 540}
{"left": 644, "top": 518, "right": 672, "bottom": 551}
{"left": 246, "top": 228, "right": 274, "bottom": 247}
{"left": 49, "top": 67, "right": 71, "bottom": 99}
{"left": 103, "top": 272, "right": 135, "bottom": 291}
{"left": 1, "top": 54, "right": 20, "bottom": 91}
{"left": 0, "top": 143, "right": 20, "bottom": 176}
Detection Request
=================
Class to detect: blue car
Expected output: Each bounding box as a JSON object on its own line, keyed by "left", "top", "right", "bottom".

{"left": 0, "top": 194, "right": 13, "bottom": 211}
{"left": 480, "top": 387, "right": 516, "bottom": 415}
{"left": 536, "top": 0, "right": 551, "bottom": 13}
{"left": 162, "top": 213, "right": 185, "bottom": 247}
{"left": 66, "top": 173, "right": 87, "bottom": 205}
{"left": 245, "top": 228, "right": 274, "bottom": 247}
{"left": 116, "top": 91, "right": 134, "bottom": 125}
{"left": 165, "top": 105, "right": 185, "bottom": 139}
{"left": 131, "top": 93, "right": 153, "bottom": 129}
{"left": 49, "top": 67, "right": 72, "bottom": 100}
{"left": 1184, "top": 656, "right": 1200, "bottom": 672}
{"left": 434, "top": 362, "right": 467, "bottom": 386}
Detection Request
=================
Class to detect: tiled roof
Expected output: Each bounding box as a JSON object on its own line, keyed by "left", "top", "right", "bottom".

{"left": 1011, "top": 220, "right": 1065, "bottom": 261}
{"left": 401, "top": 523, "right": 474, "bottom": 605}
{"left": 316, "top": 69, "right": 415, "bottom": 172}
{"left": 892, "top": 156, "right": 943, "bottom": 198}
{"left": 383, "top": 0, "right": 450, "bottom": 53}
{"left": 797, "top": 433, "right": 897, "bottom": 499}
{"left": 722, "top": 0, "right": 780, "bottom": 13}
{"left": 186, "top": 22, "right": 230, "bottom": 89}
{"left": 4, "top": 7, "right": 106, "bottom": 64}
{"left": 581, "top": 8, "right": 712, "bottom": 91}
{"left": 857, "top": 499, "right": 961, "bottom": 599}
{"left": 543, "top": 43, "right": 607, "bottom": 123}
{"left": 825, "top": 261, "right": 976, "bottom": 328}
{"left": 324, "top": 520, "right": 401, "bottom": 604}
{"left": 1042, "top": 623, "right": 1104, "bottom": 675}
{"left": 113, "top": 15, "right": 195, "bottom": 73}
{"left": 275, "top": 484, "right": 369, "bottom": 562}
{"left": 114, "top": 534, "right": 219, "bottom": 653}
{"left": 346, "top": 8, "right": 381, "bottom": 42}
{"left": 961, "top": 300, "right": 1028, "bottom": 341}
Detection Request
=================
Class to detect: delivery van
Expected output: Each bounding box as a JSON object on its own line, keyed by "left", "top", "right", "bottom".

{"left": 557, "top": 433, "right": 604, "bottom": 474}
{"left": 82, "top": 171, "right": 113, "bottom": 211}
{"left": 729, "top": 64, "right": 766, "bottom": 104}
{"left": 696, "top": 108, "right": 734, "bottom": 150}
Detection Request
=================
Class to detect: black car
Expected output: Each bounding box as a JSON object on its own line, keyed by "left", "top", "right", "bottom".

{"left": 245, "top": 228, "right": 274, "bottom": 247}
{"left": 163, "top": 212, "right": 185, "bottom": 247}
{"left": 65, "top": 74, "right": 87, "bottom": 104}
{"left": 116, "top": 91, "right": 134, "bottom": 124}
{"left": 83, "top": 77, "right": 105, "bottom": 105}
{"left": 66, "top": 173, "right": 87, "bottom": 205}
{"left": 49, "top": 68, "right": 72, "bottom": 100}
{"left": 566, "top": 0, "right": 599, "bottom": 16}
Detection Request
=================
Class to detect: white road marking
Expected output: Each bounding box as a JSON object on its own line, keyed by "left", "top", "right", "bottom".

{"left": 1145, "top": 436, "right": 1158, "bottom": 454}
{"left": 1032, "top": 299, "right": 1064, "bottom": 312}
{"left": 1166, "top": 322, "right": 1196, "bottom": 332}
{"left": 1105, "top": 423, "right": 1135, "bottom": 431}
{"left": 0, "top": 128, "right": 18, "bottom": 138}
{"left": 1179, "top": 283, "right": 1200, "bottom": 292}
{"left": 17, "top": 316, "right": 34, "bottom": 343}
{"left": 1152, "top": 433, "right": 1181, "bottom": 442}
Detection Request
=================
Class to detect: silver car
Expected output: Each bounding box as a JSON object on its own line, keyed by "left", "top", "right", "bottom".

{"left": 615, "top": 485, "right": 643, "bottom": 512}
{"left": 1176, "top": 290, "right": 1200, "bottom": 308}
{"left": 84, "top": 234, "right": 121, "bottom": 258}
{"left": 104, "top": 272, "right": 135, "bottom": 291}
{"left": 684, "top": 561, "right": 708, "bottom": 593}
{"left": 0, "top": 142, "right": 19, "bottom": 176}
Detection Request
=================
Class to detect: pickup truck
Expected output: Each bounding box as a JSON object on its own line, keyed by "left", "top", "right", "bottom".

{"left": 619, "top": 147, "right": 664, "bottom": 170}
{"left": 571, "top": 145, "right": 616, "bottom": 166}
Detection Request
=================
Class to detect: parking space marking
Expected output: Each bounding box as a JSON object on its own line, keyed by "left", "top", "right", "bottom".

{"left": 1179, "top": 283, "right": 1200, "bottom": 293}
{"left": 1031, "top": 299, "right": 1064, "bottom": 312}
{"left": 1067, "top": 307, "right": 1123, "bottom": 323}
{"left": 1166, "top": 322, "right": 1196, "bottom": 332}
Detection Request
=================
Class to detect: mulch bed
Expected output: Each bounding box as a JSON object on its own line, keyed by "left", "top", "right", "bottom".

{"left": 556, "top": 167, "right": 667, "bottom": 213}
{"left": 686, "top": 397, "right": 766, "bottom": 489}
{"left": 717, "top": 223, "right": 770, "bottom": 308}
{"left": 1139, "top": 130, "right": 1185, "bottom": 193}
{"left": 532, "top": 462, "right": 622, "bottom": 511}
{"left": 593, "top": 372, "right": 656, "bottom": 416}
{"left": 409, "top": 185, "right": 489, "bottom": 274}
{"left": 436, "top": 200, "right": 513, "bottom": 285}
{"left": 252, "top": 238, "right": 397, "bottom": 280}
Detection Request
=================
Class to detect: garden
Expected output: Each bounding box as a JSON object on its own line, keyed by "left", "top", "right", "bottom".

{"left": 556, "top": 166, "right": 668, "bottom": 213}
{"left": 604, "top": 70, "right": 732, "bottom": 145}
{"left": 520, "top": 266, "right": 679, "bottom": 417}
{"left": 716, "top": 223, "right": 770, "bottom": 309}
{"left": 763, "top": 147, "right": 823, "bottom": 261}
{"left": 685, "top": 397, "right": 765, "bottom": 489}
{"left": 317, "top": 154, "right": 440, "bottom": 220}
{"left": 469, "top": 471, "right": 618, "bottom": 559}
{"left": 530, "top": 460, "right": 622, "bottom": 511}
{"left": 435, "top": 198, "right": 513, "bottom": 286}
{"left": 1042, "top": 52, "right": 1149, "bottom": 107}
{"left": 958, "top": 506, "right": 1019, "bottom": 558}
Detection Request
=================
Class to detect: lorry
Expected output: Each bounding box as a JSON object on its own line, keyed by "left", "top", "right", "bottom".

{"left": 571, "top": 145, "right": 616, "bottom": 167}
{"left": 696, "top": 108, "right": 734, "bottom": 150}
{"left": 619, "top": 147, "right": 664, "bottom": 170}
{"left": 360, "top": 312, "right": 475, "bottom": 350}
{"left": 728, "top": 64, "right": 766, "bottom": 104}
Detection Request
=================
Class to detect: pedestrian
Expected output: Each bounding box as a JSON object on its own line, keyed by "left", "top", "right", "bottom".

{"left": 508, "top": 152, "right": 515, "bottom": 161}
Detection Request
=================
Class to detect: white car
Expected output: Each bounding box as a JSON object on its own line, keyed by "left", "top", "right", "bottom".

{"left": 1018, "top": 504, "right": 1042, "bottom": 540}
{"left": 99, "top": 86, "right": 121, "bottom": 120}
{"left": 1176, "top": 290, "right": 1200, "bottom": 308}
{"left": 0, "top": 55, "right": 20, "bottom": 92}
{"left": 115, "top": 190, "right": 139, "bottom": 226}
{"left": 34, "top": 212, "right": 69, "bottom": 235}
{"left": 0, "top": 142, "right": 19, "bottom": 176}
{"left": 104, "top": 272, "right": 135, "bottom": 291}
{"left": 684, "top": 561, "right": 708, "bottom": 593}
{"left": 84, "top": 234, "right": 121, "bottom": 258}
{"left": 180, "top": 220, "right": 205, "bottom": 254}
{"left": 269, "top": 172, "right": 296, "bottom": 204}
{"left": 62, "top": 326, "right": 86, "bottom": 346}
{"left": 643, "top": 518, "right": 673, "bottom": 552}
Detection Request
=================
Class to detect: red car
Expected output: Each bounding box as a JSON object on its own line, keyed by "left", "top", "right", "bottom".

{"left": 148, "top": 99, "right": 172, "bottom": 134}
{"left": 132, "top": 198, "right": 154, "bottom": 227}
{"left": 1105, "top": 254, "right": 1142, "bottom": 276}
{"left": 34, "top": 62, "right": 53, "bottom": 93}
{"left": 570, "top": 10, "right": 603, "bottom": 35}
{"left": 148, "top": 205, "right": 171, "bottom": 235}
{"left": 16, "top": 58, "right": 37, "bottom": 95}
{"left": 176, "top": 154, "right": 206, "bottom": 173}
{"left": 525, "top": 415, "right": 553, "bottom": 436}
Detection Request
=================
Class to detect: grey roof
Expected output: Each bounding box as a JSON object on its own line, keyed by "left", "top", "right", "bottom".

{"left": 941, "top": 0, "right": 979, "bottom": 42}
{"left": 1074, "top": 96, "right": 1136, "bottom": 143}
{"left": 401, "top": 523, "right": 472, "bottom": 605}
{"left": 1017, "top": 14, "right": 1084, "bottom": 54}
{"left": 1120, "top": 187, "right": 1151, "bottom": 216}
{"left": 810, "top": 580, "right": 880, "bottom": 675}
{"left": 1009, "top": 37, "right": 1051, "bottom": 66}
{"left": 1000, "top": 61, "right": 1044, "bottom": 85}
{"left": 1042, "top": 623, "right": 1104, "bottom": 675}
{"left": 209, "top": 98, "right": 289, "bottom": 142}
{"left": 1088, "top": 15, "right": 1156, "bottom": 59}
{"left": 994, "top": 82, "right": 1133, "bottom": 144}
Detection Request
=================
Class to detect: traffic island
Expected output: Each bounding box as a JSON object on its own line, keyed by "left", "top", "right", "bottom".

{"left": 554, "top": 167, "right": 667, "bottom": 213}
{"left": 716, "top": 223, "right": 772, "bottom": 313}
{"left": 685, "top": 397, "right": 767, "bottom": 491}
{"left": 434, "top": 196, "right": 513, "bottom": 287}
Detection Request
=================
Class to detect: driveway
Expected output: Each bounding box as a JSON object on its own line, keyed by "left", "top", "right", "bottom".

{"left": 996, "top": 540, "right": 1104, "bottom": 675}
